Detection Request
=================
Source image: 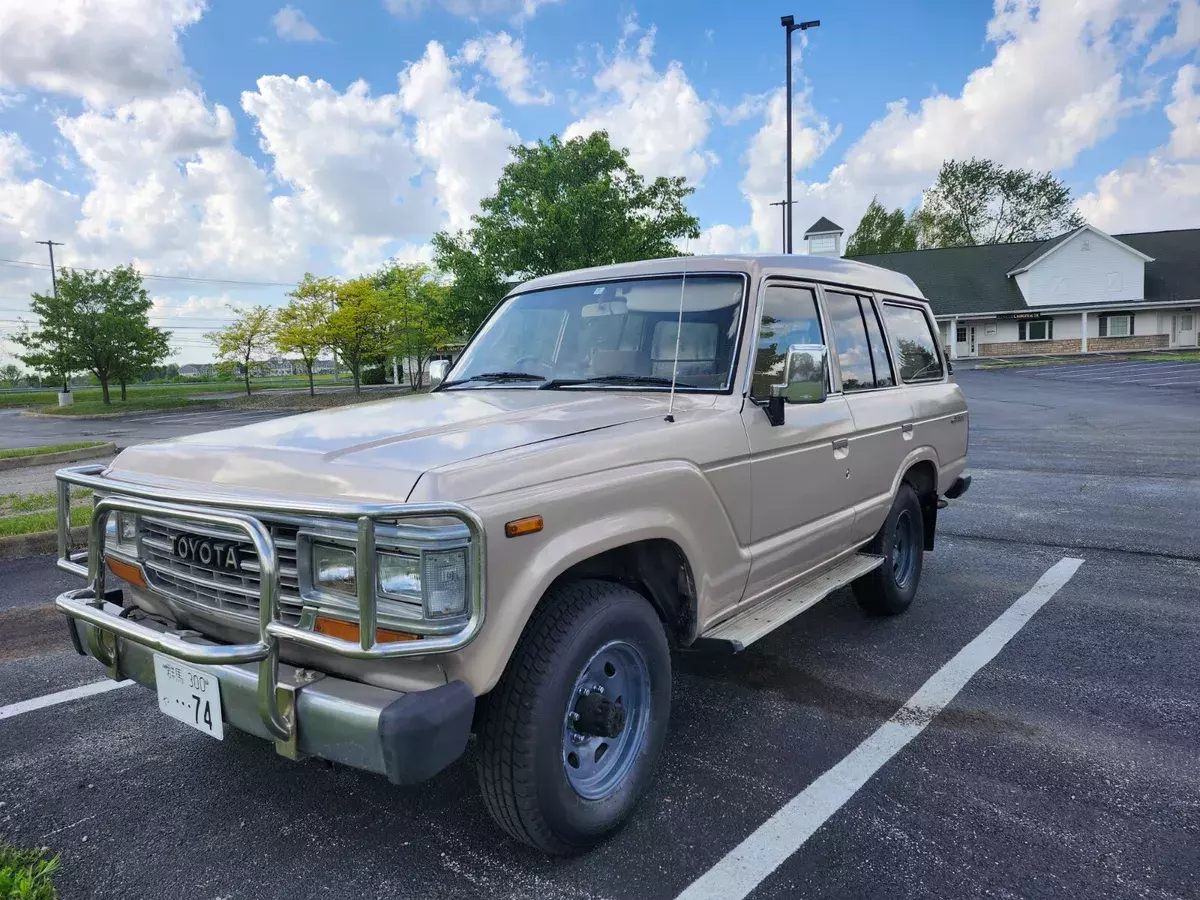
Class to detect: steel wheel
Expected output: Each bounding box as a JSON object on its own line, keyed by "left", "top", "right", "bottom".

{"left": 561, "top": 639, "right": 651, "bottom": 801}
{"left": 891, "top": 508, "right": 918, "bottom": 589}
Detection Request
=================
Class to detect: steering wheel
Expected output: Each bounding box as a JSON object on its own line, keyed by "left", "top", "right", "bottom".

{"left": 513, "top": 355, "right": 554, "bottom": 377}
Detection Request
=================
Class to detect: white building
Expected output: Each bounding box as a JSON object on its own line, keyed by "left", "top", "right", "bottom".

{"left": 853, "top": 225, "right": 1200, "bottom": 358}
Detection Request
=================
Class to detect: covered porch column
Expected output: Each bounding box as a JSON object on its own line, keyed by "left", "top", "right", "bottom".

{"left": 1080, "top": 311, "right": 1088, "bottom": 353}
{"left": 949, "top": 317, "right": 959, "bottom": 359}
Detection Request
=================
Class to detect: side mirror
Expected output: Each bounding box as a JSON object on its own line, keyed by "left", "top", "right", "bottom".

{"left": 765, "top": 344, "right": 828, "bottom": 426}
{"left": 428, "top": 359, "right": 449, "bottom": 388}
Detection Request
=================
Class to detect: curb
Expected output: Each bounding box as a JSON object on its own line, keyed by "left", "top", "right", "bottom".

{"left": 0, "top": 525, "right": 88, "bottom": 561}
{"left": 0, "top": 442, "right": 117, "bottom": 471}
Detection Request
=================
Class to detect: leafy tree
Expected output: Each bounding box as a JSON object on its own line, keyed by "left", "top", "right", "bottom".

{"left": 0, "top": 364, "right": 20, "bottom": 386}
{"left": 114, "top": 322, "right": 172, "bottom": 400}
{"left": 433, "top": 130, "right": 701, "bottom": 337}
{"left": 845, "top": 197, "right": 919, "bottom": 256}
{"left": 325, "top": 278, "right": 390, "bottom": 393}
{"left": 372, "top": 263, "right": 450, "bottom": 389}
{"left": 275, "top": 292, "right": 330, "bottom": 397}
{"left": 915, "top": 158, "right": 1085, "bottom": 248}
{"left": 206, "top": 306, "right": 275, "bottom": 396}
{"left": 16, "top": 265, "right": 167, "bottom": 405}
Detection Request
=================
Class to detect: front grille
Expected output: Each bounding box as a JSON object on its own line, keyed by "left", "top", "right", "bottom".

{"left": 139, "top": 516, "right": 304, "bottom": 625}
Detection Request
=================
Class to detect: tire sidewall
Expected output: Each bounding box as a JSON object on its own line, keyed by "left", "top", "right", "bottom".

{"left": 529, "top": 585, "right": 671, "bottom": 847}
{"left": 883, "top": 484, "right": 923, "bottom": 609}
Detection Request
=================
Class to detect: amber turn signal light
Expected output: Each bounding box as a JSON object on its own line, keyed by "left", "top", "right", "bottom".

{"left": 504, "top": 515, "right": 544, "bottom": 538}
{"left": 106, "top": 556, "right": 147, "bottom": 589}
{"left": 313, "top": 615, "right": 421, "bottom": 644}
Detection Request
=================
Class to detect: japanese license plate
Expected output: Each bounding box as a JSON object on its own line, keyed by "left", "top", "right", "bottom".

{"left": 153, "top": 654, "right": 224, "bottom": 740}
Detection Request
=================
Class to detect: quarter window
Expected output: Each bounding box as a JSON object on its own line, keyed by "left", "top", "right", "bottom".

{"left": 860, "top": 297, "right": 895, "bottom": 388}
{"left": 750, "top": 284, "right": 823, "bottom": 399}
{"left": 1018, "top": 319, "right": 1054, "bottom": 341}
{"left": 881, "top": 303, "right": 944, "bottom": 382}
{"left": 824, "top": 290, "right": 878, "bottom": 392}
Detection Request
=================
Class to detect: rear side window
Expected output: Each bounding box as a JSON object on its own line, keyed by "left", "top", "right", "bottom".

{"left": 882, "top": 303, "right": 944, "bottom": 382}
{"left": 824, "top": 291, "right": 876, "bottom": 392}
{"left": 750, "top": 284, "right": 823, "bottom": 399}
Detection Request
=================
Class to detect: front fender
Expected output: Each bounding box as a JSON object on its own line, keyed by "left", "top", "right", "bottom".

{"left": 439, "top": 460, "right": 751, "bottom": 694}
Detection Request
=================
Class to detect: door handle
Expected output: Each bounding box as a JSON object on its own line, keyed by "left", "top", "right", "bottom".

{"left": 901, "top": 423, "right": 914, "bottom": 441}
{"left": 832, "top": 438, "right": 850, "bottom": 459}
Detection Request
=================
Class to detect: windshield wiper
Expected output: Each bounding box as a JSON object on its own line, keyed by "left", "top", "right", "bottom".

{"left": 540, "top": 374, "right": 695, "bottom": 389}
{"left": 442, "top": 371, "right": 548, "bottom": 388}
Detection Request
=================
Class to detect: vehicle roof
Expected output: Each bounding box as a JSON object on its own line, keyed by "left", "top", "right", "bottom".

{"left": 512, "top": 254, "right": 926, "bottom": 301}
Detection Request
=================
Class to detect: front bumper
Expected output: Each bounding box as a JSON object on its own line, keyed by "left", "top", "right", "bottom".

{"left": 64, "top": 597, "right": 475, "bottom": 785}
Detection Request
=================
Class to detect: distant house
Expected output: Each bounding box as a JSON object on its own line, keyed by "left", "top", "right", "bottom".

{"left": 312, "top": 357, "right": 336, "bottom": 375}
{"left": 179, "top": 363, "right": 215, "bottom": 378}
{"left": 851, "top": 225, "right": 1200, "bottom": 358}
{"left": 803, "top": 217, "right": 844, "bottom": 257}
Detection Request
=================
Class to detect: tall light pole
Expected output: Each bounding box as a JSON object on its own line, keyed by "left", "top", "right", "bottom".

{"left": 769, "top": 200, "right": 795, "bottom": 253}
{"left": 35, "top": 239, "right": 67, "bottom": 393}
{"left": 780, "top": 15, "right": 819, "bottom": 253}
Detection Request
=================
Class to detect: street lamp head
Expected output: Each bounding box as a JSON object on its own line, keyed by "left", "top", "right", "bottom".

{"left": 800, "top": 19, "right": 820, "bottom": 30}
{"left": 780, "top": 15, "right": 794, "bottom": 27}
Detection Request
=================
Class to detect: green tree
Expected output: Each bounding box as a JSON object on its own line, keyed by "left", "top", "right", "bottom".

{"left": 0, "top": 364, "right": 20, "bottom": 386}
{"left": 113, "top": 321, "right": 173, "bottom": 400}
{"left": 325, "top": 278, "right": 390, "bottom": 393}
{"left": 372, "top": 263, "right": 450, "bottom": 389}
{"left": 915, "top": 158, "right": 1085, "bottom": 248}
{"left": 206, "top": 306, "right": 275, "bottom": 396}
{"left": 433, "top": 130, "right": 700, "bottom": 337}
{"left": 845, "top": 197, "right": 919, "bottom": 256}
{"left": 275, "top": 291, "right": 331, "bottom": 397}
{"left": 16, "top": 265, "right": 166, "bottom": 405}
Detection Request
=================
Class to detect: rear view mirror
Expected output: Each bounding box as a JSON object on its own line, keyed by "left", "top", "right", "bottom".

{"left": 428, "top": 359, "right": 449, "bottom": 388}
{"left": 766, "top": 344, "right": 828, "bottom": 426}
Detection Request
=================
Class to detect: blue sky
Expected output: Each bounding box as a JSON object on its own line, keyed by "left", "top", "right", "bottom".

{"left": 1, "top": 0, "right": 1197, "bottom": 363}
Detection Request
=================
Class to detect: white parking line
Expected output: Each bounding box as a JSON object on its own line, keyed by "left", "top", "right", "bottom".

{"left": 675, "top": 556, "right": 1085, "bottom": 900}
{"left": 1041, "top": 364, "right": 1200, "bottom": 380}
{"left": 0, "top": 679, "right": 134, "bottom": 721}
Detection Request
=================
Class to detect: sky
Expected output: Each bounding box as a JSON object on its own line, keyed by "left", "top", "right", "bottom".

{"left": 0, "top": 0, "right": 1197, "bottom": 365}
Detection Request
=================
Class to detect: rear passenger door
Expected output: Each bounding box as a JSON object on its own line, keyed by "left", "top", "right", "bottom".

{"left": 821, "top": 289, "right": 914, "bottom": 543}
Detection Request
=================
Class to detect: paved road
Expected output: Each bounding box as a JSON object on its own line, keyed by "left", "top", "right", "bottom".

{"left": 0, "top": 368, "right": 1197, "bottom": 899}
{"left": 0, "top": 407, "right": 293, "bottom": 450}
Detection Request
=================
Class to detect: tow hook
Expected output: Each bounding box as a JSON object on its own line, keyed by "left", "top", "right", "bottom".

{"left": 571, "top": 688, "right": 627, "bottom": 739}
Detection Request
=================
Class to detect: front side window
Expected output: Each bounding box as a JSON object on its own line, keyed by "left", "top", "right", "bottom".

{"left": 824, "top": 290, "right": 876, "bottom": 392}
{"left": 750, "top": 284, "right": 823, "bottom": 399}
{"left": 882, "top": 303, "right": 944, "bottom": 382}
{"left": 446, "top": 275, "right": 745, "bottom": 391}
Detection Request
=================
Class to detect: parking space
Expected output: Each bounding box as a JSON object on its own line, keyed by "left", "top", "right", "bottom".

{"left": 1021, "top": 358, "right": 1200, "bottom": 390}
{"left": 0, "top": 367, "right": 1197, "bottom": 899}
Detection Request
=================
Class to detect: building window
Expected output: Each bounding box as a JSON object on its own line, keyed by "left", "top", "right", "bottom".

{"left": 1181, "top": 314, "right": 1194, "bottom": 331}
{"left": 1099, "top": 314, "right": 1133, "bottom": 338}
{"left": 956, "top": 325, "right": 967, "bottom": 343}
{"left": 1018, "top": 319, "right": 1054, "bottom": 341}
{"left": 809, "top": 233, "right": 837, "bottom": 254}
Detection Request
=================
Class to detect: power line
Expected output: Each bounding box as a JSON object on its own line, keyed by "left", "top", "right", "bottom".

{"left": 0, "top": 257, "right": 299, "bottom": 288}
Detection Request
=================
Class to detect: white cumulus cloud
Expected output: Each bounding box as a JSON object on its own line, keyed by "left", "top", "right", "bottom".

{"left": 461, "top": 32, "right": 551, "bottom": 105}
{"left": 272, "top": 5, "right": 324, "bottom": 42}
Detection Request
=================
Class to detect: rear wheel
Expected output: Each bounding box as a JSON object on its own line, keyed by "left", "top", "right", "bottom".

{"left": 477, "top": 579, "right": 671, "bottom": 854}
{"left": 853, "top": 483, "right": 924, "bottom": 615}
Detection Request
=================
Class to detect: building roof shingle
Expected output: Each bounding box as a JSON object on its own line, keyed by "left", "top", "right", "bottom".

{"left": 850, "top": 227, "right": 1200, "bottom": 317}
{"left": 804, "top": 217, "right": 843, "bottom": 236}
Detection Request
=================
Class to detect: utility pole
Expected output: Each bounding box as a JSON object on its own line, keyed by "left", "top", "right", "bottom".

{"left": 780, "top": 16, "right": 820, "bottom": 253}
{"left": 35, "top": 239, "right": 67, "bottom": 393}
{"left": 769, "top": 200, "right": 796, "bottom": 253}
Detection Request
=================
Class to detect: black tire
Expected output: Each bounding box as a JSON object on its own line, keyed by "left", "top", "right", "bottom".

{"left": 852, "top": 482, "right": 924, "bottom": 616}
{"left": 476, "top": 579, "right": 671, "bottom": 854}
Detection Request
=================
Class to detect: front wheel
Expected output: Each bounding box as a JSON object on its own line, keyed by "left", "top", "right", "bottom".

{"left": 852, "top": 482, "right": 924, "bottom": 615}
{"left": 476, "top": 579, "right": 671, "bottom": 854}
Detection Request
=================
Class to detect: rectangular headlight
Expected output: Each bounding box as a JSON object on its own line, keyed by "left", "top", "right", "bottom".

{"left": 312, "top": 542, "right": 356, "bottom": 596}
{"left": 421, "top": 548, "right": 468, "bottom": 618}
{"left": 377, "top": 551, "right": 421, "bottom": 597}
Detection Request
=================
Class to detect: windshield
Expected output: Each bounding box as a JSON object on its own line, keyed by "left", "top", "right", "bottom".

{"left": 444, "top": 274, "right": 746, "bottom": 391}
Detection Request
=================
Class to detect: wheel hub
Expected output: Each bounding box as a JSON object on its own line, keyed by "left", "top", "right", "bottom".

{"left": 571, "top": 689, "right": 627, "bottom": 738}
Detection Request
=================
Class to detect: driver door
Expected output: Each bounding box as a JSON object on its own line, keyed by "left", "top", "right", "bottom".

{"left": 741, "top": 281, "right": 858, "bottom": 606}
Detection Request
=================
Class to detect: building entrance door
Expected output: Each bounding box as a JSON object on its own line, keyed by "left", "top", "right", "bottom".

{"left": 1170, "top": 313, "right": 1197, "bottom": 347}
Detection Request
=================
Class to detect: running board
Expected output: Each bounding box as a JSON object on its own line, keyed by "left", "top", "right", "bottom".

{"left": 694, "top": 553, "right": 885, "bottom": 653}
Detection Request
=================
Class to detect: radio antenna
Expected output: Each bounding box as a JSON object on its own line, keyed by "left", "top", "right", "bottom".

{"left": 665, "top": 242, "right": 689, "bottom": 423}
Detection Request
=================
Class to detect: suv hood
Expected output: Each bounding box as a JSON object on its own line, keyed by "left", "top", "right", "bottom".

{"left": 105, "top": 389, "right": 699, "bottom": 504}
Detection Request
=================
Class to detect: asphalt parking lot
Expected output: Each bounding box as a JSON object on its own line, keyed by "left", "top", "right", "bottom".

{"left": 1019, "top": 357, "right": 1200, "bottom": 391}
{"left": 1, "top": 364, "right": 1198, "bottom": 899}
{"left": 0, "top": 406, "right": 291, "bottom": 450}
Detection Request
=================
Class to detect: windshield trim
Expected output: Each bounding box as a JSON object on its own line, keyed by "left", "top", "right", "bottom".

{"left": 437, "top": 270, "right": 752, "bottom": 395}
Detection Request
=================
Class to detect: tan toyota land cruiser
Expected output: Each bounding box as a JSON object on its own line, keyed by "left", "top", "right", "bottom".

{"left": 53, "top": 254, "right": 970, "bottom": 853}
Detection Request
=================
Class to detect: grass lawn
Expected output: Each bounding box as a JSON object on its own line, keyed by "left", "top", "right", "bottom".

{"left": 0, "top": 441, "right": 107, "bottom": 460}
{"left": 28, "top": 395, "right": 227, "bottom": 417}
{"left": 0, "top": 842, "right": 60, "bottom": 899}
{"left": 0, "top": 374, "right": 350, "bottom": 410}
{"left": 0, "top": 504, "right": 90, "bottom": 538}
